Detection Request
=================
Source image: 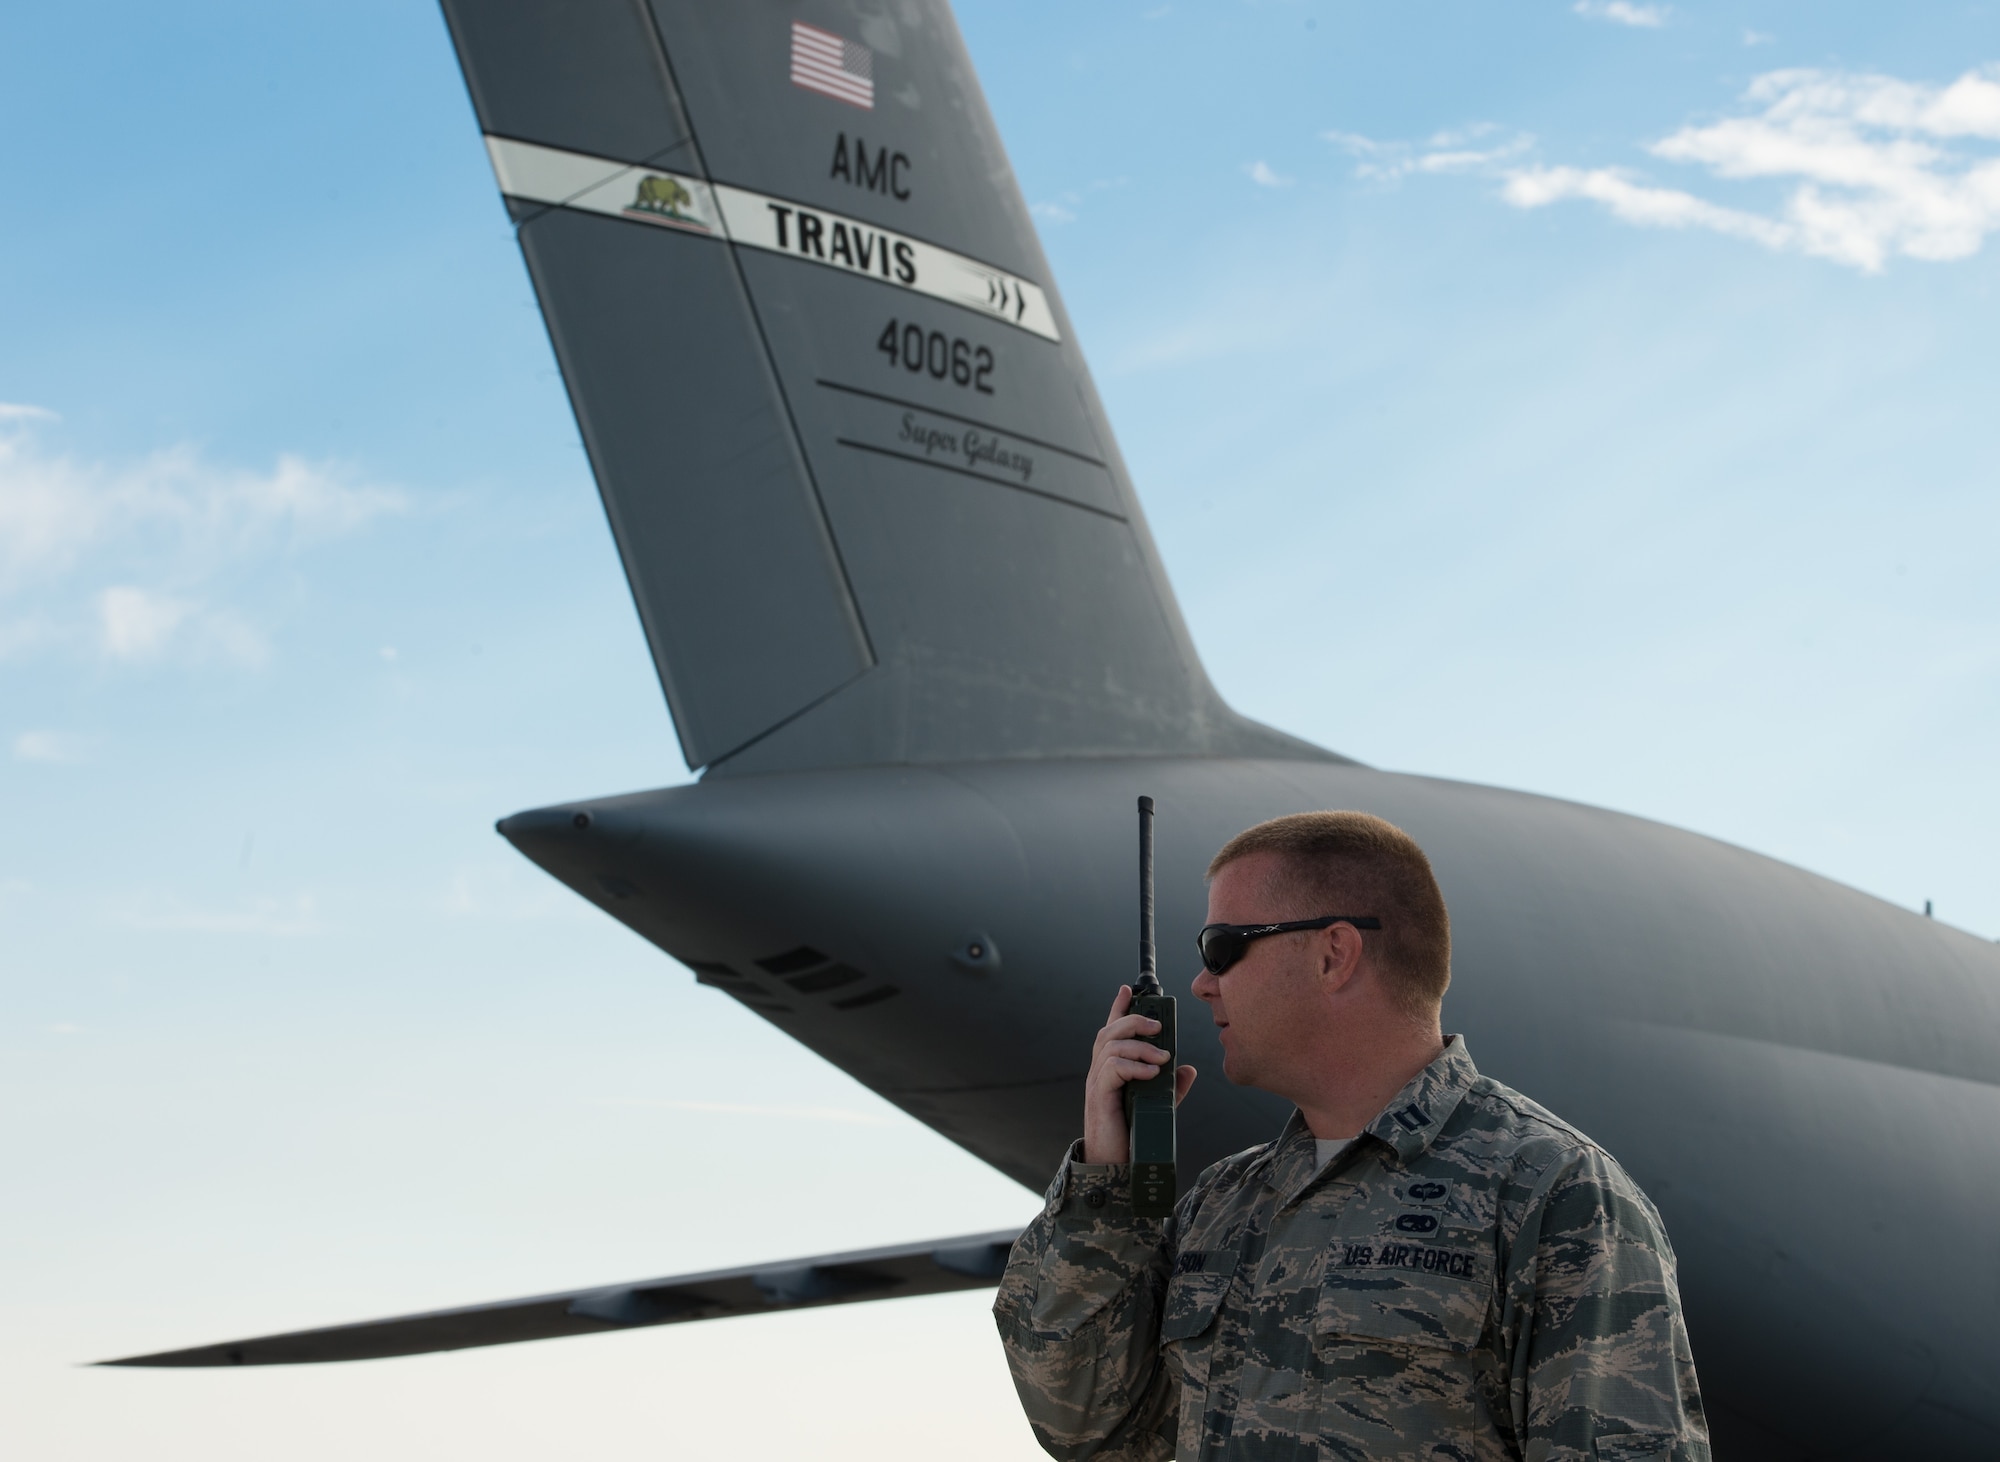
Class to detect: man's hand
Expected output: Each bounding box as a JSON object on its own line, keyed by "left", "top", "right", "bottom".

{"left": 1082, "top": 985, "right": 1198, "bottom": 1165}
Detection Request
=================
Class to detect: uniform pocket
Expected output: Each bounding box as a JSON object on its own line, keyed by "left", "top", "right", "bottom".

{"left": 1311, "top": 1235, "right": 1493, "bottom": 1459}
{"left": 1159, "top": 1247, "right": 1239, "bottom": 1398}
{"left": 1316, "top": 1233, "right": 1491, "bottom": 1353}
{"left": 1160, "top": 1247, "right": 1238, "bottom": 1340}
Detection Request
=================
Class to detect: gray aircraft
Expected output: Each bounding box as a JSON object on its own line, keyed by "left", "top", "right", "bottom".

{"left": 106, "top": 3, "right": 2000, "bottom": 1458}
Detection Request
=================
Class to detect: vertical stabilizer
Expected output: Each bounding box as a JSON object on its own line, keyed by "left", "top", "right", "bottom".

{"left": 441, "top": 0, "right": 1332, "bottom": 772}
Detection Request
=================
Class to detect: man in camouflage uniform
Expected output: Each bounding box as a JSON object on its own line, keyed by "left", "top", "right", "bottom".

{"left": 995, "top": 811, "right": 1707, "bottom": 1461}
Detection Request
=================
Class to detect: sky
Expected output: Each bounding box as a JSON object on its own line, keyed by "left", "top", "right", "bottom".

{"left": 3, "top": 1, "right": 1997, "bottom": 1457}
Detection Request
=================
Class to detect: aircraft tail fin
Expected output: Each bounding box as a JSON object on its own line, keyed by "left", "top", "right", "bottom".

{"left": 440, "top": 0, "right": 1330, "bottom": 773}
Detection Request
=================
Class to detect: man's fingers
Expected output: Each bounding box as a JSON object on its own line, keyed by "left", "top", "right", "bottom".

{"left": 1173, "top": 1064, "right": 1198, "bottom": 1106}
{"left": 1098, "top": 1038, "right": 1170, "bottom": 1066}
{"left": 1088, "top": 1041, "right": 1172, "bottom": 1091}
{"left": 1083, "top": 987, "right": 1145, "bottom": 1165}
{"left": 1091, "top": 1012, "right": 1163, "bottom": 1057}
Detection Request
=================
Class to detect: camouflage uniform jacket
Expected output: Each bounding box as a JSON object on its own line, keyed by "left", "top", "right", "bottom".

{"left": 994, "top": 1038, "right": 1708, "bottom": 1462}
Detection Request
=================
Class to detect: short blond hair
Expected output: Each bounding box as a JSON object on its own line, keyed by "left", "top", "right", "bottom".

{"left": 1207, "top": 811, "right": 1451, "bottom": 1015}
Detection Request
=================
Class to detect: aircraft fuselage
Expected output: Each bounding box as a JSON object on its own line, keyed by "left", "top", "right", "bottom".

{"left": 502, "top": 757, "right": 2000, "bottom": 1457}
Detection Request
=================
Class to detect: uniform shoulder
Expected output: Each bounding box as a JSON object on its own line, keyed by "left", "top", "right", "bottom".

{"left": 1452, "top": 1074, "right": 1626, "bottom": 1185}
{"left": 1457, "top": 1079, "right": 1678, "bottom": 1262}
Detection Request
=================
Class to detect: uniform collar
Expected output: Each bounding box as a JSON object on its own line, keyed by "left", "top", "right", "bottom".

{"left": 1362, "top": 1034, "right": 1479, "bottom": 1162}
{"left": 1251, "top": 1036, "right": 1481, "bottom": 1206}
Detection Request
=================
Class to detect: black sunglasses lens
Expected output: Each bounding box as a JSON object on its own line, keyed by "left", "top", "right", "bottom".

{"left": 1199, "top": 926, "right": 1243, "bottom": 974}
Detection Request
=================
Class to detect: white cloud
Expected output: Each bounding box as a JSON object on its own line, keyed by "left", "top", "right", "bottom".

{"left": 1743, "top": 29, "right": 1775, "bottom": 47}
{"left": 1246, "top": 160, "right": 1294, "bottom": 188}
{"left": 1031, "top": 200, "right": 1077, "bottom": 224}
{"left": 1325, "top": 125, "right": 1532, "bottom": 182}
{"left": 91, "top": 585, "right": 267, "bottom": 665}
{"left": 13, "top": 729, "right": 86, "bottom": 763}
{"left": 1504, "top": 65, "right": 2000, "bottom": 271}
{"left": 98, "top": 586, "right": 188, "bottom": 659}
{"left": 1503, "top": 166, "right": 1792, "bottom": 247}
{"left": 1574, "top": 0, "right": 1669, "bottom": 26}
{"left": 1418, "top": 148, "right": 1514, "bottom": 174}
{"left": 0, "top": 435, "right": 400, "bottom": 590}
{"left": 0, "top": 411, "right": 401, "bottom": 663}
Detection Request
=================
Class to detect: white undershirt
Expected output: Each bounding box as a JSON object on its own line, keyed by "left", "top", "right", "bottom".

{"left": 1313, "top": 1136, "right": 1359, "bottom": 1170}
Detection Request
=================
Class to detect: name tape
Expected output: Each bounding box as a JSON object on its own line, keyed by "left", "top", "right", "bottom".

{"left": 484, "top": 136, "right": 1060, "bottom": 343}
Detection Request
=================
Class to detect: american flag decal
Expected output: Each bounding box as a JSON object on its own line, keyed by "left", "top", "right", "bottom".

{"left": 790, "top": 20, "right": 873, "bottom": 110}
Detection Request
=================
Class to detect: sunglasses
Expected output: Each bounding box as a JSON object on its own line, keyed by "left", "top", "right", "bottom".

{"left": 1196, "top": 915, "right": 1382, "bottom": 975}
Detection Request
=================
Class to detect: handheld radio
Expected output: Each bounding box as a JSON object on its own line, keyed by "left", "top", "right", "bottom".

{"left": 1124, "top": 795, "right": 1178, "bottom": 1218}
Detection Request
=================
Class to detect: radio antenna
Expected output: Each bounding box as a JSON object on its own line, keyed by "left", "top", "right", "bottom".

{"left": 1136, "top": 795, "right": 1160, "bottom": 995}
{"left": 1125, "top": 795, "right": 1175, "bottom": 1215}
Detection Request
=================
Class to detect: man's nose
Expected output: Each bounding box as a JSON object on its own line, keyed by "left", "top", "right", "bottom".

{"left": 1191, "top": 965, "right": 1220, "bottom": 1003}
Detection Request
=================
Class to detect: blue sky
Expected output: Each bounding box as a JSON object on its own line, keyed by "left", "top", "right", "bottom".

{"left": 3, "top": 2, "right": 1996, "bottom": 1457}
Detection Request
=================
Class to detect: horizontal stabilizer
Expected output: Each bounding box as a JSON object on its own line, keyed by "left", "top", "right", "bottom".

{"left": 98, "top": 1228, "right": 1021, "bottom": 1367}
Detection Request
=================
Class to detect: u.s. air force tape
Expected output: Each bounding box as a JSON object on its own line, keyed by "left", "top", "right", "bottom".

{"left": 484, "top": 136, "right": 1061, "bottom": 343}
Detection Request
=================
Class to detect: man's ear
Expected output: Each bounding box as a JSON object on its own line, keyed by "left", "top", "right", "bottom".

{"left": 1318, "top": 923, "right": 1366, "bottom": 994}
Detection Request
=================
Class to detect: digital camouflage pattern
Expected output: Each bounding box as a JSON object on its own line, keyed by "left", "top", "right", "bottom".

{"left": 994, "top": 1039, "right": 1709, "bottom": 1461}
